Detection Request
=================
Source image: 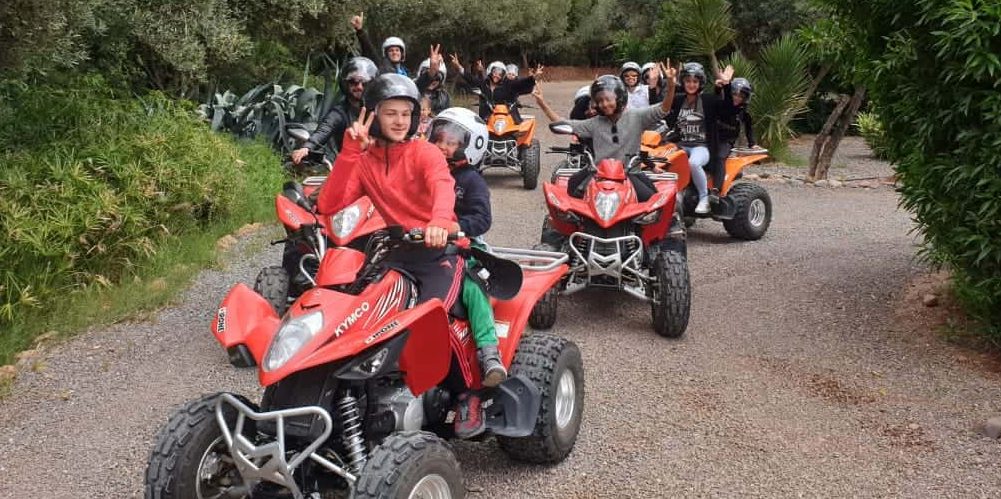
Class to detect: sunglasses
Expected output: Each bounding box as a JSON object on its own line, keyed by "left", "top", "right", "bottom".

{"left": 346, "top": 78, "right": 368, "bottom": 87}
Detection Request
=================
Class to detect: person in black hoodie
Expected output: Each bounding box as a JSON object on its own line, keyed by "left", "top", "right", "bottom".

{"left": 350, "top": 12, "right": 408, "bottom": 76}
{"left": 415, "top": 44, "right": 451, "bottom": 115}
{"left": 449, "top": 55, "right": 539, "bottom": 123}
{"left": 711, "top": 76, "right": 759, "bottom": 189}
{"left": 291, "top": 56, "right": 378, "bottom": 161}
{"left": 666, "top": 62, "right": 731, "bottom": 214}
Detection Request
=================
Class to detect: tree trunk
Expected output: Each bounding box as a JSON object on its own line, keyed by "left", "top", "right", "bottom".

{"left": 808, "top": 86, "right": 867, "bottom": 180}
{"left": 803, "top": 64, "right": 831, "bottom": 104}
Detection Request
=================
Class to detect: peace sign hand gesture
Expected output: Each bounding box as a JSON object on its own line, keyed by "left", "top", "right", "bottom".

{"left": 529, "top": 64, "right": 545, "bottom": 79}
{"left": 349, "top": 106, "right": 376, "bottom": 150}
{"left": 660, "top": 58, "right": 678, "bottom": 87}
{"left": 428, "top": 44, "right": 443, "bottom": 75}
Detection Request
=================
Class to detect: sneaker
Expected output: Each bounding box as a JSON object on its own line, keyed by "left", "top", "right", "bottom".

{"left": 478, "top": 345, "right": 508, "bottom": 388}
{"left": 454, "top": 393, "right": 486, "bottom": 438}
{"left": 695, "top": 197, "right": 711, "bottom": 214}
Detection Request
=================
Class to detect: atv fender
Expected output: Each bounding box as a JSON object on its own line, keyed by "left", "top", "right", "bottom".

{"left": 721, "top": 153, "right": 768, "bottom": 195}
{"left": 484, "top": 374, "right": 542, "bottom": 437}
{"left": 213, "top": 283, "right": 281, "bottom": 364}
{"left": 275, "top": 195, "right": 314, "bottom": 232}
{"left": 493, "top": 264, "right": 569, "bottom": 365}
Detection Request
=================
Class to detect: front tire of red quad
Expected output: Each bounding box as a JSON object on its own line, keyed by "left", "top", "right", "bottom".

{"left": 520, "top": 139, "right": 541, "bottom": 190}
{"left": 254, "top": 266, "right": 290, "bottom": 316}
{"left": 528, "top": 285, "right": 559, "bottom": 331}
{"left": 353, "top": 431, "right": 463, "bottom": 499}
{"left": 145, "top": 393, "right": 256, "bottom": 499}
{"left": 497, "top": 333, "right": 584, "bottom": 464}
{"left": 651, "top": 250, "right": 691, "bottom": 338}
{"left": 722, "top": 182, "right": 772, "bottom": 240}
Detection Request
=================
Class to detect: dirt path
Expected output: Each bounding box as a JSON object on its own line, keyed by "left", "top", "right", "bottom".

{"left": 2, "top": 81, "right": 999, "bottom": 498}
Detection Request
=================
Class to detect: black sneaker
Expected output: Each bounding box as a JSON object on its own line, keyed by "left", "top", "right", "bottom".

{"left": 478, "top": 345, "right": 507, "bottom": 388}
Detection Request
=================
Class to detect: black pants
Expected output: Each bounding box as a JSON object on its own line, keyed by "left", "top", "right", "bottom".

{"left": 710, "top": 141, "right": 733, "bottom": 191}
{"left": 386, "top": 246, "right": 465, "bottom": 314}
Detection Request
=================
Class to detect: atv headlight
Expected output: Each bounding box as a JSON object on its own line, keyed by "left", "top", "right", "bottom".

{"left": 594, "top": 192, "right": 621, "bottom": 222}
{"left": 493, "top": 119, "right": 507, "bottom": 135}
{"left": 331, "top": 204, "right": 361, "bottom": 239}
{"left": 264, "top": 311, "right": 324, "bottom": 372}
{"left": 634, "top": 210, "right": 661, "bottom": 225}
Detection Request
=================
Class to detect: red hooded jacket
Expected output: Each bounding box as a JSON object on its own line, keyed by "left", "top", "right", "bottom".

{"left": 317, "top": 135, "right": 457, "bottom": 230}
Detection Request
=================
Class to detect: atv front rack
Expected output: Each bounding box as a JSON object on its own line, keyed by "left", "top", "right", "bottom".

{"left": 481, "top": 139, "right": 522, "bottom": 171}
{"left": 215, "top": 393, "right": 356, "bottom": 499}
{"left": 303, "top": 175, "right": 327, "bottom": 187}
{"left": 489, "top": 247, "right": 568, "bottom": 272}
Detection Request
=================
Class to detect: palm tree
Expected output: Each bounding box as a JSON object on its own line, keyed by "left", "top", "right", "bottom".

{"left": 677, "top": 0, "right": 736, "bottom": 72}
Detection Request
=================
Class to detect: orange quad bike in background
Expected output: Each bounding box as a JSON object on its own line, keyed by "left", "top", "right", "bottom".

{"left": 471, "top": 88, "right": 541, "bottom": 189}
{"left": 639, "top": 122, "right": 773, "bottom": 240}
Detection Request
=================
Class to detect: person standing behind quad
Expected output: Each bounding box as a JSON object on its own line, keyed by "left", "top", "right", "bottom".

{"left": 350, "top": 12, "right": 408, "bottom": 76}
{"left": 667, "top": 62, "right": 732, "bottom": 214}
{"left": 415, "top": 44, "right": 451, "bottom": 115}
{"left": 450, "top": 56, "right": 540, "bottom": 123}
{"left": 291, "top": 56, "right": 379, "bottom": 161}
{"left": 620, "top": 61, "right": 649, "bottom": 109}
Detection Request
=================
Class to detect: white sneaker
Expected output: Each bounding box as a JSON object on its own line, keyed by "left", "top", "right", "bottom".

{"left": 695, "top": 197, "right": 710, "bottom": 214}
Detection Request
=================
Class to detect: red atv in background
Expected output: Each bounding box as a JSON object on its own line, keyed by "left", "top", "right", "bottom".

{"left": 535, "top": 123, "right": 691, "bottom": 338}
{"left": 256, "top": 168, "right": 386, "bottom": 315}
{"left": 145, "top": 227, "right": 583, "bottom": 499}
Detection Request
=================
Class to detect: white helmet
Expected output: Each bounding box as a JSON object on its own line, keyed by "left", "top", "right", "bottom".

{"left": 486, "top": 61, "right": 507, "bottom": 78}
{"left": 506, "top": 63, "right": 519, "bottom": 77}
{"left": 574, "top": 84, "right": 591, "bottom": 101}
{"left": 418, "top": 58, "right": 447, "bottom": 81}
{"left": 429, "top": 107, "right": 488, "bottom": 165}
{"left": 381, "top": 37, "right": 406, "bottom": 61}
{"left": 640, "top": 62, "right": 659, "bottom": 80}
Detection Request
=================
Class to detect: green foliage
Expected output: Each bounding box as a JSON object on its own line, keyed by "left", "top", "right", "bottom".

{"left": 676, "top": 0, "right": 735, "bottom": 66}
{"left": 730, "top": 0, "right": 816, "bottom": 57}
{"left": 0, "top": 77, "right": 283, "bottom": 362}
{"left": 827, "top": 0, "right": 1001, "bottom": 337}
{"left": 854, "top": 109, "right": 890, "bottom": 159}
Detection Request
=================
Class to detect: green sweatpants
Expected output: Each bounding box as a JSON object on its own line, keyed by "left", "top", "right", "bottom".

{"left": 462, "top": 260, "right": 498, "bottom": 348}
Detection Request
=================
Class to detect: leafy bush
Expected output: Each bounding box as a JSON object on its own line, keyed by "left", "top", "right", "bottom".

{"left": 827, "top": 0, "right": 1001, "bottom": 338}
{"left": 0, "top": 77, "right": 283, "bottom": 360}
{"left": 854, "top": 109, "right": 890, "bottom": 159}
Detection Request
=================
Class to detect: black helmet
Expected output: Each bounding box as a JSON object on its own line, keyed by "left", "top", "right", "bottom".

{"left": 362, "top": 74, "right": 422, "bottom": 140}
{"left": 589, "top": 75, "right": 627, "bottom": 116}
{"left": 731, "top": 77, "right": 753, "bottom": 102}
{"left": 340, "top": 57, "right": 379, "bottom": 96}
{"left": 679, "top": 62, "right": 707, "bottom": 90}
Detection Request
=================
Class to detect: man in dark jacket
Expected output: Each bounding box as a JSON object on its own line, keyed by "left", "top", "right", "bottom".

{"left": 449, "top": 56, "right": 538, "bottom": 123}
{"left": 350, "top": 13, "right": 408, "bottom": 76}
{"left": 291, "top": 57, "right": 378, "bottom": 161}
{"left": 415, "top": 45, "right": 451, "bottom": 115}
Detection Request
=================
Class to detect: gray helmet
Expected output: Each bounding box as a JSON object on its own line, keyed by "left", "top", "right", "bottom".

{"left": 486, "top": 61, "right": 506, "bottom": 79}
{"left": 730, "top": 77, "right": 753, "bottom": 102}
{"left": 620, "top": 61, "right": 642, "bottom": 79}
{"left": 362, "top": 74, "right": 421, "bottom": 139}
{"left": 640, "top": 62, "right": 659, "bottom": 83}
{"left": 381, "top": 36, "right": 406, "bottom": 61}
{"left": 339, "top": 57, "right": 379, "bottom": 96}
{"left": 506, "top": 64, "right": 519, "bottom": 77}
{"left": 418, "top": 58, "right": 447, "bottom": 82}
{"left": 679, "top": 62, "right": 706, "bottom": 90}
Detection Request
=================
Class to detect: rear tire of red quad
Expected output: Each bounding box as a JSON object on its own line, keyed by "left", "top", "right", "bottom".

{"left": 722, "top": 182, "right": 772, "bottom": 240}
{"left": 520, "top": 139, "right": 541, "bottom": 190}
{"left": 352, "top": 431, "right": 463, "bottom": 499}
{"left": 497, "top": 333, "right": 584, "bottom": 464}
{"left": 528, "top": 285, "right": 559, "bottom": 331}
{"left": 651, "top": 250, "right": 691, "bottom": 338}
{"left": 254, "top": 266, "right": 290, "bottom": 316}
{"left": 145, "top": 393, "right": 256, "bottom": 499}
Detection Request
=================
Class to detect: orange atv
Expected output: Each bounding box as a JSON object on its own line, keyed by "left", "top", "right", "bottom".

{"left": 638, "top": 123, "right": 772, "bottom": 240}
{"left": 471, "top": 88, "right": 541, "bottom": 189}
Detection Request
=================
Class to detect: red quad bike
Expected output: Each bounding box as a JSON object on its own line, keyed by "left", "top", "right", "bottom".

{"left": 145, "top": 227, "right": 583, "bottom": 499}
{"left": 534, "top": 123, "right": 691, "bottom": 338}
{"left": 257, "top": 170, "right": 386, "bottom": 316}
{"left": 470, "top": 88, "right": 541, "bottom": 189}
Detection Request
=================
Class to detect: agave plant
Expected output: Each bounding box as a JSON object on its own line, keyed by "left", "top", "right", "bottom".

{"left": 750, "top": 35, "right": 810, "bottom": 151}
{"left": 677, "top": 0, "right": 736, "bottom": 71}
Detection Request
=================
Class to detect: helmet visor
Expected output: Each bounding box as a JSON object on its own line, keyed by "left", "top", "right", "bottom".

{"left": 429, "top": 122, "right": 469, "bottom": 149}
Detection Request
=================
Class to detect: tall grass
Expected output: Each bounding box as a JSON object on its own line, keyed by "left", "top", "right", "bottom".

{"left": 0, "top": 76, "right": 283, "bottom": 365}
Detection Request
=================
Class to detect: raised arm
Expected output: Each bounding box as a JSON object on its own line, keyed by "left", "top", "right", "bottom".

{"left": 531, "top": 83, "right": 562, "bottom": 123}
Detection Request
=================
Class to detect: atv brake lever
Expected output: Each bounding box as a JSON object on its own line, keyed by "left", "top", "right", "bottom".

{"left": 270, "top": 238, "right": 289, "bottom": 246}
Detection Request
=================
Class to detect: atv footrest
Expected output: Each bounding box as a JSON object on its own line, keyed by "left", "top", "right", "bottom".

{"left": 483, "top": 374, "right": 541, "bottom": 438}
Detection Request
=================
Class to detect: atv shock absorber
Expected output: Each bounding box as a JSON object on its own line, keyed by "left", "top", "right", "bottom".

{"left": 338, "top": 394, "right": 367, "bottom": 472}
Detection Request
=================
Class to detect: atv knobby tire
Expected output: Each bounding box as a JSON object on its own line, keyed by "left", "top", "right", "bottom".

{"left": 520, "top": 139, "right": 541, "bottom": 190}
{"left": 651, "top": 250, "right": 691, "bottom": 338}
{"left": 254, "top": 266, "right": 290, "bottom": 316}
{"left": 528, "top": 284, "right": 559, "bottom": 331}
{"left": 145, "top": 393, "right": 256, "bottom": 499}
{"left": 497, "top": 333, "right": 583, "bottom": 464}
{"left": 353, "top": 431, "right": 463, "bottom": 499}
{"left": 722, "top": 182, "right": 772, "bottom": 240}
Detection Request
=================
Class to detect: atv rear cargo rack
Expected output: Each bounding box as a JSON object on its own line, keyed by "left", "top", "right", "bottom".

{"left": 489, "top": 247, "right": 568, "bottom": 272}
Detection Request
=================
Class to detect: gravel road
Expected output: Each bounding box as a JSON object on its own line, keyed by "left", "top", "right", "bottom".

{"left": 2, "top": 81, "right": 1000, "bottom": 498}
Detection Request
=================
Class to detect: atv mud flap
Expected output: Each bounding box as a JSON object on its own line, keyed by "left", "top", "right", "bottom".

{"left": 215, "top": 393, "right": 356, "bottom": 498}
{"left": 483, "top": 374, "right": 542, "bottom": 437}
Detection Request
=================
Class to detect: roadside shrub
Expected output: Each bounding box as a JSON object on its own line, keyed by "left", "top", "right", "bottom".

{"left": 854, "top": 109, "right": 890, "bottom": 159}
{"left": 0, "top": 76, "right": 283, "bottom": 358}
{"left": 827, "top": 0, "right": 1001, "bottom": 339}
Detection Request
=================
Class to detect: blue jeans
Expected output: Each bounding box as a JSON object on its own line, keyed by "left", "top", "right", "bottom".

{"left": 682, "top": 145, "right": 710, "bottom": 199}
